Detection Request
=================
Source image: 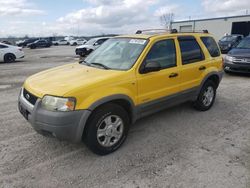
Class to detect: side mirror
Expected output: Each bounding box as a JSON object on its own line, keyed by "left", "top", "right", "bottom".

{"left": 93, "top": 42, "right": 98, "bottom": 46}
{"left": 141, "top": 61, "right": 161, "bottom": 74}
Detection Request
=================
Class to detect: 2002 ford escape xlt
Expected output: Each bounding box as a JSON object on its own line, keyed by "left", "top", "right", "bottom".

{"left": 18, "top": 29, "right": 223, "bottom": 155}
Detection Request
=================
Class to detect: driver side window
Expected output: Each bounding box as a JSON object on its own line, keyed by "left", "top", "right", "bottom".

{"left": 145, "top": 39, "right": 176, "bottom": 69}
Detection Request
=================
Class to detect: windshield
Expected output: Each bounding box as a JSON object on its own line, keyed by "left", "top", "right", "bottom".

{"left": 220, "top": 35, "right": 237, "bottom": 42}
{"left": 85, "top": 38, "right": 97, "bottom": 45}
{"left": 84, "top": 38, "right": 147, "bottom": 70}
{"left": 236, "top": 38, "right": 250, "bottom": 49}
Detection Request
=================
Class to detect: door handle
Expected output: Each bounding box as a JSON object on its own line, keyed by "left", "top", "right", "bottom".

{"left": 199, "top": 66, "right": 206, "bottom": 70}
{"left": 169, "top": 73, "right": 178, "bottom": 78}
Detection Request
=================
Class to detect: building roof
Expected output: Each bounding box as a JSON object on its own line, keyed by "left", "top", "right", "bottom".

{"left": 172, "top": 14, "right": 250, "bottom": 24}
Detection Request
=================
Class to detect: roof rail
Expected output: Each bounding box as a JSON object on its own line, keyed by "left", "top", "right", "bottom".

{"left": 178, "top": 30, "right": 209, "bottom": 33}
{"left": 135, "top": 29, "right": 209, "bottom": 34}
{"left": 135, "top": 29, "right": 177, "bottom": 35}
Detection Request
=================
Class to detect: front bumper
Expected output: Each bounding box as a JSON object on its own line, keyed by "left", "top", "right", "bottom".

{"left": 18, "top": 88, "right": 91, "bottom": 143}
{"left": 224, "top": 62, "right": 250, "bottom": 73}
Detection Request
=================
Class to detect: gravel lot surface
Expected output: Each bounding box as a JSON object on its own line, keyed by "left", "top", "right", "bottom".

{"left": 0, "top": 46, "right": 249, "bottom": 188}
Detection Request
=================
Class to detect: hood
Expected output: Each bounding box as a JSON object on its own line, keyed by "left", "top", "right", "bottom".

{"left": 228, "top": 48, "right": 250, "bottom": 58}
{"left": 24, "top": 63, "right": 123, "bottom": 98}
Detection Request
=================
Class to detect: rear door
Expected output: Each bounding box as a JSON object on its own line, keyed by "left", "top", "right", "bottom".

{"left": 177, "top": 36, "right": 208, "bottom": 91}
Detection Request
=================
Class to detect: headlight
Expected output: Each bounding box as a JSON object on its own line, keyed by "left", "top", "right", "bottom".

{"left": 224, "top": 55, "right": 234, "bottom": 62}
{"left": 228, "top": 43, "right": 232, "bottom": 48}
{"left": 41, "top": 96, "right": 76, "bottom": 112}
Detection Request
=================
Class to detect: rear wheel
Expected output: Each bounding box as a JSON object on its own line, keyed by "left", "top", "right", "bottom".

{"left": 4, "top": 53, "right": 16, "bottom": 63}
{"left": 84, "top": 103, "right": 130, "bottom": 155}
{"left": 193, "top": 80, "right": 217, "bottom": 111}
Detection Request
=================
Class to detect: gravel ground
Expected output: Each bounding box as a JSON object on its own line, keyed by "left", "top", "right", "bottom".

{"left": 0, "top": 46, "right": 249, "bottom": 188}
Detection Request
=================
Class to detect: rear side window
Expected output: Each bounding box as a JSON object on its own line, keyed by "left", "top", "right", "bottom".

{"left": 178, "top": 36, "right": 204, "bottom": 65}
{"left": 201, "top": 37, "right": 220, "bottom": 57}
{"left": 145, "top": 39, "right": 176, "bottom": 69}
{"left": 0, "top": 44, "right": 8, "bottom": 48}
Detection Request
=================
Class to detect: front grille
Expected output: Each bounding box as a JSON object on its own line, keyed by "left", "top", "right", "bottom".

{"left": 23, "top": 88, "right": 38, "bottom": 105}
{"left": 233, "top": 57, "right": 250, "bottom": 64}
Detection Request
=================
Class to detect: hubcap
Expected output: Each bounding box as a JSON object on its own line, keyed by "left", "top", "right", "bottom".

{"left": 97, "top": 115, "right": 124, "bottom": 147}
{"left": 202, "top": 86, "right": 214, "bottom": 107}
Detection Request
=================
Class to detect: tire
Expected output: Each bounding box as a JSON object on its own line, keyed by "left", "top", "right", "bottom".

{"left": 73, "top": 42, "right": 77, "bottom": 46}
{"left": 193, "top": 80, "right": 217, "bottom": 111}
{"left": 4, "top": 53, "right": 16, "bottom": 63}
{"left": 84, "top": 103, "right": 130, "bottom": 155}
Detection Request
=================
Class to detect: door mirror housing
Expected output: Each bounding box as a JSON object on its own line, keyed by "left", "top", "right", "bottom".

{"left": 140, "top": 61, "right": 161, "bottom": 74}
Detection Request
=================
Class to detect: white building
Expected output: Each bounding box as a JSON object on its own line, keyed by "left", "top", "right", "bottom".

{"left": 171, "top": 15, "right": 250, "bottom": 41}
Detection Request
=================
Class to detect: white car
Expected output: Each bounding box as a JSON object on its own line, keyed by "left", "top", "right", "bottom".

{"left": 52, "top": 39, "right": 69, "bottom": 45}
{"left": 75, "top": 37, "right": 110, "bottom": 56}
{"left": 69, "top": 39, "right": 87, "bottom": 46}
{"left": 0, "top": 42, "right": 25, "bottom": 63}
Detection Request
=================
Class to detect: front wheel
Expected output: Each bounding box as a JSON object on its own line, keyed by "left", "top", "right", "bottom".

{"left": 84, "top": 103, "right": 130, "bottom": 155}
{"left": 193, "top": 80, "right": 217, "bottom": 111}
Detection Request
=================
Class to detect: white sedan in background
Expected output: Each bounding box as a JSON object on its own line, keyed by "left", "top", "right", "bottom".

{"left": 52, "top": 39, "right": 69, "bottom": 45}
{"left": 0, "top": 43, "right": 25, "bottom": 63}
{"left": 69, "top": 39, "right": 87, "bottom": 46}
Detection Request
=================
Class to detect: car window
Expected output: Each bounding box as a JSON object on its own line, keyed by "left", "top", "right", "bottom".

{"left": 97, "top": 39, "right": 108, "bottom": 45}
{"left": 178, "top": 36, "right": 204, "bottom": 65}
{"left": 0, "top": 44, "right": 8, "bottom": 48}
{"left": 85, "top": 38, "right": 147, "bottom": 70}
{"left": 236, "top": 37, "right": 250, "bottom": 49}
{"left": 201, "top": 37, "right": 220, "bottom": 57}
{"left": 145, "top": 39, "right": 176, "bottom": 69}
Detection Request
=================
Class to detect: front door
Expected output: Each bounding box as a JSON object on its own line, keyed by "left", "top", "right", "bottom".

{"left": 136, "top": 38, "right": 181, "bottom": 106}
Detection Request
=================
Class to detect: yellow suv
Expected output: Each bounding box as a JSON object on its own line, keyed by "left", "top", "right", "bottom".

{"left": 18, "top": 29, "right": 223, "bottom": 155}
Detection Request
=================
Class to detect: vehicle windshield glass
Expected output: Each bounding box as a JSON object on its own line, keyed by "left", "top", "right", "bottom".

{"left": 85, "top": 38, "right": 97, "bottom": 45}
{"left": 236, "top": 38, "right": 250, "bottom": 49}
{"left": 84, "top": 38, "right": 147, "bottom": 70}
{"left": 220, "top": 36, "right": 237, "bottom": 42}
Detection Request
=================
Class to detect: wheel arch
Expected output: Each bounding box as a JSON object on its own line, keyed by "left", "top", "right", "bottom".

{"left": 80, "top": 95, "right": 137, "bottom": 141}
{"left": 195, "top": 71, "right": 223, "bottom": 99}
{"left": 88, "top": 94, "right": 137, "bottom": 123}
{"left": 4, "top": 53, "right": 16, "bottom": 62}
{"left": 4, "top": 53, "right": 16, "bottom": 59}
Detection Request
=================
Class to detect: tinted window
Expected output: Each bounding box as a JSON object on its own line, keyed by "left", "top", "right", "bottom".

{"left": 97, "top": 39, "right": 108, "bottom": 45}
{"left": 145, "top": 39, "right": 176, "bottom": 69}
{"left": 178, "top": 36, "right": 204, "bottom": 64}
{"left": 0, "top": 44, "right": 8, "bottom": 48}
{"left": 201, "top": 37, "right": 220, "bottom": 57}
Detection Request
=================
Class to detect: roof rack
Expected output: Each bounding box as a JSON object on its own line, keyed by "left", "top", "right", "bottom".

{"left": 135, "top": 29, "right": 209, "bottom": 34}
{"left": 135, "top": 29, "right": 176, "bottom": 34}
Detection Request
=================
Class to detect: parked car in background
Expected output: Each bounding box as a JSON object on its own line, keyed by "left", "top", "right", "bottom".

{"left": 75, "top": 37, "right": 110, "bottom": 57}
{"left": 1, "top": 41, "right": 12, "bottom": 45}
{"left": 0, "top": 42, "right": 24, "bottom": 63}
{"left": 218, "top": 34, "right": 243, "bottom": 54}
{"left": 52, "top": 39, "right": 69, "bottom": 46}
{"left": 224, "top": 36, "right": 250, "bottom": 73}
{"left": 19, "top": 30, "right": 223, "bottom": 155}
{"left": 16, "top": 38, "right": 39, "bottom": 47}
{"left": 70, "top": 39, "right": 87, "bottom": 46}
{"left": 27, "top": 39, "right": 52, "bottom": 49}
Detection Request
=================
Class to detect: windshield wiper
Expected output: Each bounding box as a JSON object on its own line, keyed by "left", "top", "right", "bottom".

{"left": 90, "top": 63, "right": 110, "bottom": 70}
